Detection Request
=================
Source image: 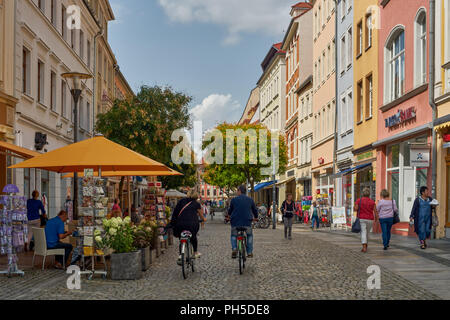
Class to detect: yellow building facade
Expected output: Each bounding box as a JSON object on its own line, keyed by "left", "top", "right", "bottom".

{"left": 352, "top": 0, "right": 379, "bottom": 200}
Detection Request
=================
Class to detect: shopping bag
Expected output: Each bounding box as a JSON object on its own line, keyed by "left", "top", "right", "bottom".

{"left": 352, "top": 218, "right": 361, "bottom": 233}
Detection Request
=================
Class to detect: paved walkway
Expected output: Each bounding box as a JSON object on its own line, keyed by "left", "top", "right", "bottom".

{"left": 0, "top": 213, "right": 445, "bottom": 300}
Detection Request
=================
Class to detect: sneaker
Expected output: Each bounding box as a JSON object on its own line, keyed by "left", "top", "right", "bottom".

{"left": 194, "top": 252, "right": 202, "bottom": 259}
{"left": 247, "top": 253, "right": 254, "bottom": 258}
{"left": 231, "top": 250, "right": 238, "bottom": 259}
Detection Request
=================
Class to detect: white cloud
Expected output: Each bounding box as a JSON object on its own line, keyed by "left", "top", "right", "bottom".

{"left": 157, "top": 0, "right": 294, "bottom": 45}
{"left": 190, "top": 94, "right": 242, "bottom": 131}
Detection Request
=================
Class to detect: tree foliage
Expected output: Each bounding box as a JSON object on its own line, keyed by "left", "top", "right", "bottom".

{"left": 96, "top": 85, "right": 197, "bottom": 190}
{"left": 202, "top": 122, "right": 288, "bottom": 197}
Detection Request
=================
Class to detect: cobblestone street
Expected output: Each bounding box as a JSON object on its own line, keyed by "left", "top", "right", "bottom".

{"left": 0, "top": 214, "right": 443, "bottom": 300}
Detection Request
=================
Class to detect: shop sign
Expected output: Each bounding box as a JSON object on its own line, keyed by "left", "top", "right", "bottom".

{"left": 318, "top": 157, "right": 324, "bottom": 165}
{"left": 356, "top": 151, "right": 373, "bottom": 161}
{"left": 332, "top": 207, "right": 346, "bottom": 225}
{"left": 385, "top": 107, "right": 416, "bottom": 128}
{"left": 410, "top": 147, "right": 430, "bottom": 167}
{"left": 443, "top": 142, "right": 450, "bottom": 149}
{"left": 444, "top": 134, "right": 450, "bottom": 142}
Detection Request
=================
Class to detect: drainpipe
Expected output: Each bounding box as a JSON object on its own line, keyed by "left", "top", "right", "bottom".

{"left": 92, "top": 28, "right": 104, "bottom": 134}
{"left": 429, "top": 0, "right": 437, "bottom": 239}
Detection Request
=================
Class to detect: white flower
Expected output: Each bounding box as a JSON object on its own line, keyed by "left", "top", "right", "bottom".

{"left": 124, "top": 216, "right": 131, "bottom": 225}
{"left": 110, "top": 219, "right": 119, "bottom": 228}
{"left": 109, "top": 228, "right": 117, "bottom": 236}
{"left": 103, "top": 219, "right": 110, "bottom": 227}
{"left": 95, "top": 236, "right": 102, "bottom": 243}
{"left": 94, "top": 229, "right": 101, "bottom": 236}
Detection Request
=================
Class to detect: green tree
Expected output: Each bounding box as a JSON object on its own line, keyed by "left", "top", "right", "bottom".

{"left": 96, "top": 85, "right": 197, "bottom": 194}
{"left": 202, "top": 122, "right": 288, "bottom": 198}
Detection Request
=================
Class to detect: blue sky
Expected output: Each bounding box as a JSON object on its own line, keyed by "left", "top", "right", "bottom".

{"left": 108, "top": 0, "right": 297, "bottom": 130}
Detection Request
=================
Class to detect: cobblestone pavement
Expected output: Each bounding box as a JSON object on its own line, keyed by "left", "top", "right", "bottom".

{"left": 0, "top": 214, "right": 441, "bottom": 300}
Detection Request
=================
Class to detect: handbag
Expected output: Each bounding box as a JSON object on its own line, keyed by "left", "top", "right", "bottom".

{"left": 351, "top": 198, "right": 362, "bottom": 233}
{"left": 40, "top": 214, "right": 48, "bottom": 227}
{"left": 392, "top": 200, "right": 400, "bottom": 225}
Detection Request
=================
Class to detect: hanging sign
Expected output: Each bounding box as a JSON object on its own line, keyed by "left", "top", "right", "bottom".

{"left": 385, "top": 107, "right": 416, "bottom": 128}
{"left": 410, "top": 147, "right": 430, "bottom": 167}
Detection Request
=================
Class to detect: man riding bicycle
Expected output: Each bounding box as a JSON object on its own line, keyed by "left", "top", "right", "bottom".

{"left": 227, "top": 185, "right": 258, "bottom": 259}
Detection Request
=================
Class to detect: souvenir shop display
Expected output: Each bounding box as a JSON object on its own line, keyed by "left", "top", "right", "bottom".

{"left": 77, "top": 172, "right": 108, "bottom": 280}
{"left": 143, "top": 182, "right": 168, "bottom": 245}
{"left": 0, "top": 185, "right": 27, "bottom": 277}
{"left": 316, "top": 194, "right": 331, "bottom": 227}
{"left": 301, "top": 196, "right": 312, "bottom": 223}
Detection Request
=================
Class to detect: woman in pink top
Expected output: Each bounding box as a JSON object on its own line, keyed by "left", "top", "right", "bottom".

{"left": 376, "top": 189, "right": 398, "bottom": 250}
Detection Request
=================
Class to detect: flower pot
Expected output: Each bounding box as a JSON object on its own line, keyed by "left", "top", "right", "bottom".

{"left": 110, "top": 251, "right": 142, "bottom": 280}
{"left": 140, "top": 247, "right": 150, "bottom": 271}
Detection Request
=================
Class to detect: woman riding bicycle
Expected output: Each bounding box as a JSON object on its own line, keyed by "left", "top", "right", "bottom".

{"left": 170, "top": 189, "right": 206, "bottom": 262}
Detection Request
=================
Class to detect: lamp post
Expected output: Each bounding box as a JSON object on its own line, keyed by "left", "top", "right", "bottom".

{"left": 61, "top": 72, "right": 92, "bottom": 220}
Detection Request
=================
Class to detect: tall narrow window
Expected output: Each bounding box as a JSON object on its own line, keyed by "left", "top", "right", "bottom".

{"left": 347, "top": 27, "right": 352, "bottom": 67}
{"left": 51, "top": 0, "right": 57, "bottom": 26}
{"left": 366, "top": 14, "right": 373, "bottom": 48}
{"left": 79, "top": 30, "right": 84, "bottom": 60}
{"left": 51, "top": 71, "right": 56, "bottom": 112}
{"left": 79, "top": 96, "right": 84, "bottom": 130}
{"left": 357, "top": 21, "right": 363, "bottom": 56}
{"left": 86, "top": 102, "right": 90, "bottom": 132}
{"left": 347, "top": 91, "right": 352, "bottom": 132}
{"left": 37, "top": 60, "right": 44, "bottom": 104}
{"left": 341, "top": 95, "right": 347, "bottom": 134}
{"left": 87, "top": 40, "right": 91, "bottom": 68}
{"left": 340, "top": 35, "right": 346, "bottom": 73}
{"left": 71, "top": 26, "right": 76, "bottom": 50}
{"left": 415, "top": 11, "right": 427, "bottom": 86}
{"left": 62, "top": 5, "right": 66, "bottom": 40}
{"left": 327, "top": 44, "right": 331, "bottom": 75}
{"left": 366, "top": 75, "right": 373, "bottom": 119}
{"left": 38, "top": 0, "right": 45, "bottom": 12}
{"left": 387, "top": 29, "right": 405, "bottom": 102}
{"left": 357, "top": 80, "right": 363, "bottom": 123}
{"left": 61, "top": 80, "right": 67, "bottom": 118}
{"left": 22, "top": 48, "right": 30, "bottom": 94}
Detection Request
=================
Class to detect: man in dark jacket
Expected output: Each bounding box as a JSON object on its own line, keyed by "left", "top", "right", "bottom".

{"left": 227, "top": 185, "right": 258, "bottom": 259}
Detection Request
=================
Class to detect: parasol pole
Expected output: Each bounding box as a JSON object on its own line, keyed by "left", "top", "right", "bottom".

{"left": 127, "top": 176, "right": 131, "bottom": 220}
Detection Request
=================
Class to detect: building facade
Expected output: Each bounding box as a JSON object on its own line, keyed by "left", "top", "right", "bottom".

{"left": 311, "top": 0, "right": 336, "bottom": 204}
{"left": 281, "top": 2, "right": 313, "bottom": 201}
{"left": 375, "top": 0, "right": 432, "bottom": 233}
{"left": 433, "top": 0, "right": 450, "bottom": 238}
{"left": 115, "top": 66, "right": 134, "bottom": 100}
{"left": 13, "top": 0, "right": 102, "bottom": 217}
{"left": 238, "top": 87, "right": 260, "bottom": 125}
{"left": 335, "top": 0, "right": 354, "bottom": 218}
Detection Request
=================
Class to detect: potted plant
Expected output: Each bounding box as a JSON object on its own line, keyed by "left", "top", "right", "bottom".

{"left": 133, "top": 221, "right": 153, "bottom": 271}
{"left": 100, "top": 216, "right": 142, "bottom": 280}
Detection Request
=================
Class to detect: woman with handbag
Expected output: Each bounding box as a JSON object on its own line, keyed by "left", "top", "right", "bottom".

{"left": 353, "top": 188, "right": 376, "bottom": 253}
{"left": 376, "top": 189, "right": 398, "bottom": 250}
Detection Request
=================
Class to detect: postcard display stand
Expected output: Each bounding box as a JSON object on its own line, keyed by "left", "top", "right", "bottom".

{"left": 316, "top": 194, "right": 331, "bottom": 228}
{"left": 78, "top": 175, "right": 108, "bottom": 280}
{"left": 0, "top": 193, "right": 27, "bottom": 277}
{"left": 144, "top": 182, "right": 168, "bottom": 250}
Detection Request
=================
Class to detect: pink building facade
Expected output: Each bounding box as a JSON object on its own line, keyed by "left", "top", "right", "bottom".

{"left": 375, "top": 0, "right": 432, "bottom": 234}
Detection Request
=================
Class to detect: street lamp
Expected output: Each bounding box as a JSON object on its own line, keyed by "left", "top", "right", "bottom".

{"left": 61, "top": 72, "right": 93, "bottom": 220}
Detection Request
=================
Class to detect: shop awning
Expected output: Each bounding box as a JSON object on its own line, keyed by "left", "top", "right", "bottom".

{"left": 254, "top": 180, "right": 277, "bottom": 192}
{"left": 0, "top": 141, "right": 40, "bottom": 159}
{"left": 434, "top": 121, "right": 450, "bottom": 132}
{"left": 332, "top": 163, "right": 372, "bottom": 178}
{"left": 276, "top": 176, "right": 295, "bottom": 186}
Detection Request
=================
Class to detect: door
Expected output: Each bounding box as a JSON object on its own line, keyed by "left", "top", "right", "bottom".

{"left": 402, "top": 167, "right": 415, "bottom": 222}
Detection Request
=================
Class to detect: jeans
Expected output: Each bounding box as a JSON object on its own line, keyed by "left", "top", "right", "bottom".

{"left": 311, "top": 215, "right": 320, "bottom": 229}
{"left": 284, "top": 217, "right": 293, "bottom": 238}
{"left": 360, "top": 219, "right": 373, "bottom": 245}
{"left": 379, "top": 217, "right": 394, "bottom": 248}
{"left": 48, "top": 242, "right": 73, "bottom": 265}
{"left": 231, "top": 227, "right": 253, "bottom": 255}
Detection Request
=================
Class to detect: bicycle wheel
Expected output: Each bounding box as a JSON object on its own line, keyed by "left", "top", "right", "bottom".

{"left": 190, "top": 241, "right": 195, "bottom": 273}
{"left": 261, "top": 217, "right": 270, "bottom": 229}
{"left": 238, "top": 240, "right": 243, "bottom": 275}
{"left": 180, "top": 242, "right": 187, "bottom": 279}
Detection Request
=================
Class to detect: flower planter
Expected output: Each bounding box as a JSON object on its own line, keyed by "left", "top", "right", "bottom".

{"left": 110, "top": 251, "right": 142, "bottom": 280}
{"left": 140, "top": 247, "right": 151, "bottom": 271}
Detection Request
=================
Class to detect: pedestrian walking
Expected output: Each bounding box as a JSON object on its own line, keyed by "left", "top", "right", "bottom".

{"left": 25, "top": 190, "right": 47, "bottom": 251}
{"left": 410, "top": 186, "right": 437, "bottom": 250}
{"left": 353, "top": 188, "right": 377, "bottom": 253}
{"left": 376, "top": 189, "right": 398, "bottom": 250}
{"left": 310, "top": 201, "right": 320, "bottom": 230}
{"left": 281, "top": 194, "right": 295, "bottom": 240}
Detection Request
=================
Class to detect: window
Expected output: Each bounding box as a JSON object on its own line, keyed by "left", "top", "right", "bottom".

{"left": 79, "top": 96, "right": 84, "bottom": 129}
{"left": 327, "top": 44, "right": 332, "bottom": 75}
{"left": 38, "top": 0, "right": 45, "bottom": 12}
{"left": 62, "top": 5, "right": 66, "bottom": 40}
{"left": 318, "top": 58, "right": 322, "bottom": 83}
{"left": 322, "top": 51, "right": 326, "bottom": 80}
{"left": 386, "top": 29, "right": 405, "bottom": 102}
{"left": 61, "top": 80, "right": 67, "bottom": 118}
{"left": 341, "top": 0, "right": 346, "bottom": 20}
{"left": 79, "top": 30, "right": 84, "bottom": 60}
{"left": 87, "top": 40, "right": 91, "bottom": 68}
{"left": 357, "top": 21, "right": 363, "bottom": 56}
{"left": 332, "top": 38, "right": 336, "bottom": 71}
{"left": 37, "top": 60, "right": 44, "bottom": 104}
{"left": 51, "top": 0, "right": 57, "bottom": 26}
{"left": 347, "top": 91, "right": 352, "bottom": 132}
{"left": 22, "top": 47, "right": 30, "bottom": 94}
{"left": 340, "top": 35, "right": 346, "bottom": 73}
{"left": 341, "top": 95, "right": 347, "bottom": 134}
{"left": 347, "top": 27, "right": 352, "bottom": 67}
{"left": 327, "top": 104, "right": 332, "bottom": 135}
{"left": 366, "top": 14, "right": 373, "bottom": 49}
{"left": 357, "top": 80, "right": 363, "bottom": 123}
{"left": 51, "top": 71, "right": 56, "bottom": 112}
{"left": 365, "top": 75, "right": 373, "bottom": 119}
{"left": 86, "top": 102, "right": 90, "bottom": 132}
{"left": 415, "top": 11, "right": 427, "bottom": 86}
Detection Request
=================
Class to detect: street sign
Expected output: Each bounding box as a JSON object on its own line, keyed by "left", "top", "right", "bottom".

{"left": 410, "top": 147, "right": 430, "bottom": 167}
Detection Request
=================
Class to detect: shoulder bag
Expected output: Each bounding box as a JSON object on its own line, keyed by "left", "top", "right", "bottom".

{"left": 392, "top": 200, "right": 400, "bottom": 225}
{"left": 352, "top": 198, "right": 362, "bottom": 233}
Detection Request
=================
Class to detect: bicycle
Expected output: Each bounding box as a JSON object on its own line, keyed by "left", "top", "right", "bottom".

{"left": 179, "top": 230, "right": 195, "bottom": 279}
{"left": 236, "top": 227, "right": 247, "bottom": 275}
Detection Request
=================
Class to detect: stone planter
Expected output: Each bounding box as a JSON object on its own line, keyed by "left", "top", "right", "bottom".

{"left": 140, "top": 247, "right": 150, "bottom": 271}
{"left": 110, "top": 251, "right": 142, "bottom": 280}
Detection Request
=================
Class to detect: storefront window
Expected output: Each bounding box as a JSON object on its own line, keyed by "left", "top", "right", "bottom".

{"left": 416, "top": 167, "right": 428, "bottom": 195}
{"left": 387, "top": 170, "right": 400, "bottom": 206}
{"left": 387, "top": 144, "right": 400, "bottom": 168}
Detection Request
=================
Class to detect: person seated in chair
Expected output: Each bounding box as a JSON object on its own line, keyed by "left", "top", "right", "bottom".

{"left": 45, "top": 210, "right": 73, "bottom": 269}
